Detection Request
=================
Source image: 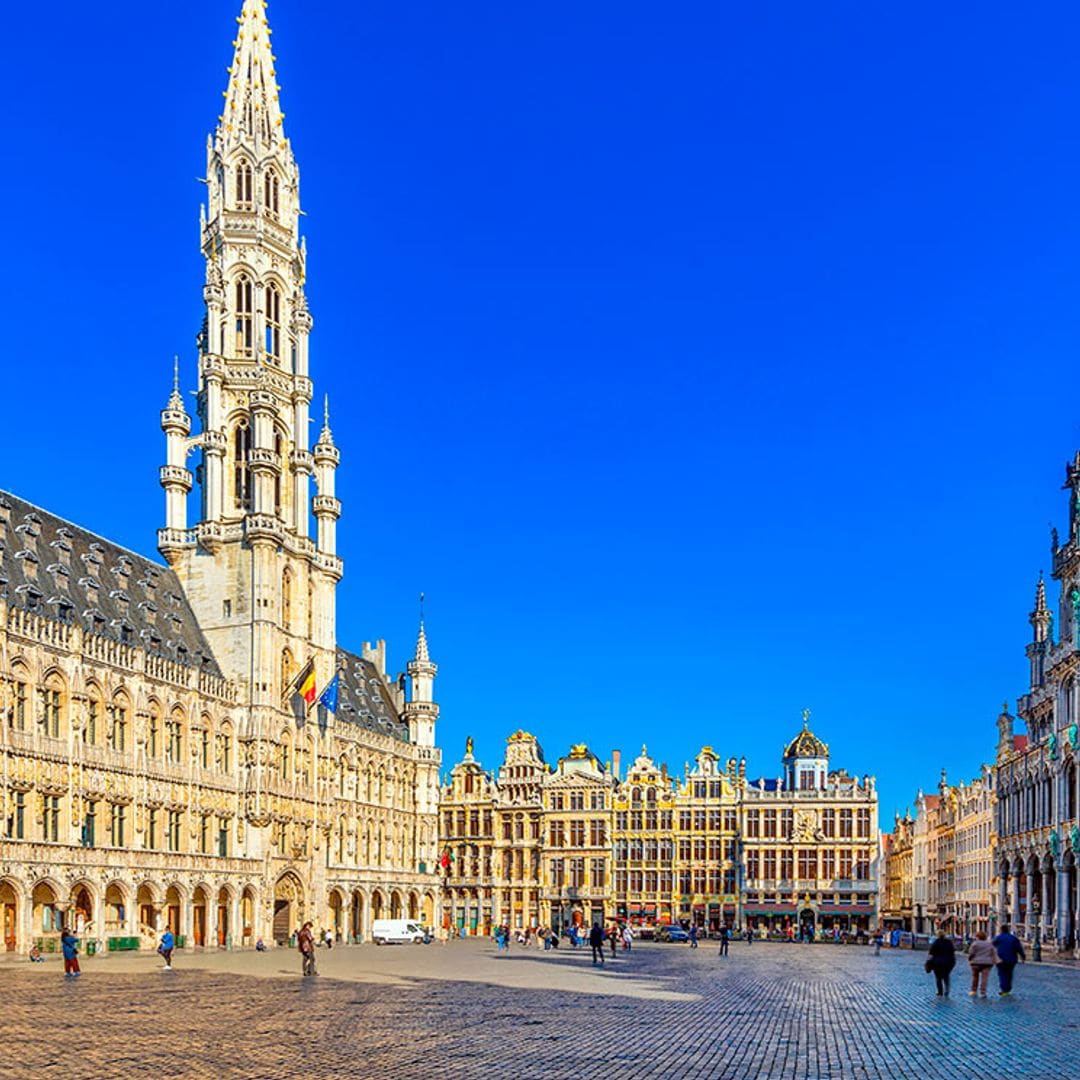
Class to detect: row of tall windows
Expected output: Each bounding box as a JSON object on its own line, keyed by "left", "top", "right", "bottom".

{"left": 547, "top": 858, "right": 607, "bottom": 889}
{"left": 745, "top": 848, "right": 872, "bottom": 881}
{"left": 232, "top": 161, "right": 279, "bottom": 217}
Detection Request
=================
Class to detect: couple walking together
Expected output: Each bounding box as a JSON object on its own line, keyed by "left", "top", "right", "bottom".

{"left": 926, "top": 925, "right": 1026, "bottom": 997}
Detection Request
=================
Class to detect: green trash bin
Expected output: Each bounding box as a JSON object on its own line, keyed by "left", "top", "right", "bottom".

{"left": 86, "top": 940, "right": 97, "bottom": 957}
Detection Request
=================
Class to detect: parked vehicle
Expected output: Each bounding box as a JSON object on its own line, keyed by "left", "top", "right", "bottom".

{"left": 656, "top": 926, "right": 690, "bottom": 943}
{"left": 371, "top": 919, "right": 430, "bottom": 945}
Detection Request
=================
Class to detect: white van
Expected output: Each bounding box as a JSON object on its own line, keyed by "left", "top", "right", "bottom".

{"left": 371, "top": 919, "right": 429, "bottom": 945}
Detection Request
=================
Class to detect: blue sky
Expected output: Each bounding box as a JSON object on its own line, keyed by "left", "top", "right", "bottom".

{"left": 3, "top": 1, "right": 1080, "bottom": 822}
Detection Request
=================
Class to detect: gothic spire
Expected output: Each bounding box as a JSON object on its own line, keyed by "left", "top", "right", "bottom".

{"left": 166, "top": 354, "right": 185, "bottom": 413}
{"left": 218, "top": 1, "right": 286, "bottom": 152}
{"left": 415, "top": 620, "right": 430, "bottom": 664}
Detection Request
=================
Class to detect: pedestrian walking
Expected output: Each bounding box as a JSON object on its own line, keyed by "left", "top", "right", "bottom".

{"left": 158, "top": 928, "right": 175, "bottom": 971}
{"left": 925, "top": 930, "right": 955, "bottom": 996}
{"left": 718, "top": 925, "right": 729, "bottom": 957}
{"left": 609, "top": 923, "right": 618, "bottom": 959}
{"left": 873, "top": 930, "right": 884, "bottom": 956}
{"left": 992, "top": 924, "right": 1026, "bottom": 997}
{"left": 61, "top": 929, "right": 81, "bottom": 978}
{"left": 966, "top": 931, "right": 996, "bottom": 997}
{"left": 622, "top": 923, "right": 634, "bottom": 952}
{"left": 745, "top": 926, "right": 753, "bottom": 946}
{"left": 689, "top": 924, "right": 699, "bottom": 949}
{"left": 589, "top": 922, "right": 605, "bottom": 965}
{"left": 324, "top": 928, "right": 334, "bottom": 950}
{"left": 298, "top": 920, "right": 317, "bottom": 977}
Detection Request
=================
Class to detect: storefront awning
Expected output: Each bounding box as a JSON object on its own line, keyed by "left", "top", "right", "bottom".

{"left": 744, "top": 905, "right": 796, "bottom": 914}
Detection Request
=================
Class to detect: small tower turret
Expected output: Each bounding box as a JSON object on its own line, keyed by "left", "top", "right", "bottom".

{"left": 996, "top": 702, "right": 1015, "bottom": 764}
{"left": 313, "top": 395, "right": 341, "bottom": 556}
{"left": 405, "top": 614, "right": 438, "bottom": 747}
{"left": 160, "top": 356, "right": 193, "bottom": 539}
{"left": 1027, "top": 572, "right": 1051, "bottom": 689}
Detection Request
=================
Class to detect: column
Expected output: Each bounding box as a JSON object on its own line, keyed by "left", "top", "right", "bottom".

{"left": 1056, "top": 864, "right": 1071, "bottom": 946}
{"left": 1010, "top": 870, "right": 1021, "bottom": 930}
{"left": 1043, "top": 866, "right": 1055, "bottom": 939}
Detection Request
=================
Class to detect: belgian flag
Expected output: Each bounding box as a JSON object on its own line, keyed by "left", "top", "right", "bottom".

{"left": 296, "top": 659, "right": 317, "bottom": 706}
{"left": 284, "top": 658, "right": 318, "bottom": 716}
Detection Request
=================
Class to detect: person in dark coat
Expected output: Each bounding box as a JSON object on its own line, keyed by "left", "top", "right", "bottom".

{"left": 991, "top": 924, "right": 1026, "bottom": 996}
{"left": 588, "top": 923, "right": 605, "bottom": 965}
{"left": 926, "top": 930, "right": 956, "bottom": 996}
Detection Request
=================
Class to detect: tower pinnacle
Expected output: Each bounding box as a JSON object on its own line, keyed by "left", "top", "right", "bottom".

{"left": 219, "top": 1, "right": 286, "bottom": 152}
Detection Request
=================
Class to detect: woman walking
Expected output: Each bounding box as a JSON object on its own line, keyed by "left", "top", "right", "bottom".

{"left": 967, "top": 931, "right": 997, "bottom": 997}
{"left": 926, "top": 930, "right": 955, "bottom": 997}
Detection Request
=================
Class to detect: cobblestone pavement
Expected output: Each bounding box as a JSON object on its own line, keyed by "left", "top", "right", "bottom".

{"left": 3, "top": 940, "right": 1079, "bottom": 1079}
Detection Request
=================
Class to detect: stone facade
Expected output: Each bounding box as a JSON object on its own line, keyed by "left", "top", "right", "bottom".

{"left": 439, "top": 719, "right": 879, "bottom": 936}
{"left": 994, "top": 451, "right": 1080, "bottom": 953}
{"left": 883, "top": 768, "right": 996, "bottom": 938}
{"left": 0, "top": 0, "right": 440, "bottom": 957}
{"left": 741, "top": 722, "right": 878, "bottom": 935}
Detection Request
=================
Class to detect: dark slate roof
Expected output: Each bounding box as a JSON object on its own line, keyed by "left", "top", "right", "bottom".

{"left": 334, "top": 648, "right": 409, "bottom": 742}
{"left": 0, "top": 489, "right": 223, "bottom": 677}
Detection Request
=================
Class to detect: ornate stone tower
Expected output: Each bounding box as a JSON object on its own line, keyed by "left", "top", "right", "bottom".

{"left": 159, "top": 0, "right": 341, "bottom": 708}
{"left": 406, "top": 621, "right": 438, "bottom": 749}
{"left": 157, "top": 2, "right": 345, "bottom": 848}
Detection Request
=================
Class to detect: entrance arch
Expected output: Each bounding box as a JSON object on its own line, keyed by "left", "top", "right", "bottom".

{"left": 371, "top": 890, "right": 384, "bottom": 922}
{"left": 71, "top": 885, "right": 94, "bottom": 935}
{"left": 217, "top": 887, "right": 231, "bottom": 947}
{"left": 192, "top": 886, "right": 208, "bottom": 946}
{"left": 422, "top": 892, "right": 435, "bottom": 927}
{"left": 32, "top": 882, "right": 60, "bottom": 944}
{"left": 351, "top": 890, "right": 364, "bottom": 943}
{"left": 104, "top": 883, "right": 127, "bottom": 935}
{"left": 165, "top": 885, "right": 183, "bottom": 937}
{"left": 408, "top": 892, "right": 419, "bottom": 920}
{"left": 799, "top": 907, "right": 816, "bottom": 940}
{"left": 390, "top": 890, "right": 403, "bottom": 919}
{"left": 1, "top": 881, "right": 18, "bottom": 952}
{"left": 273, "top": 872, "right": 305, "bottom": 944}
{"left": 328, "top": 890, "right": 344, "bottom": 942}
{"left": 241, "top": 887, "right": 256, "bottom": 946}
{"left": 137, "top": 884, "right": 158, "bottom": 938}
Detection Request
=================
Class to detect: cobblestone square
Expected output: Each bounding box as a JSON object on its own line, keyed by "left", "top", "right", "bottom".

{"left": 2, "top": 939, "right": 1079, "bottom": 1079}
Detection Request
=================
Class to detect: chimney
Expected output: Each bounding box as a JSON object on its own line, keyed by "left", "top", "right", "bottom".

{"left": 611, "top": 749, "right": 621, "bottom": 781}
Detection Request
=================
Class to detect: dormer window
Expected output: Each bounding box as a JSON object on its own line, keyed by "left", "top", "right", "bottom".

{"left": 46, "top": 562, "right": 70, "bottom": 578}
{"left": 16, "top": 584, "right": 42, "bottom": 609}
{"left": 16, "top": 513, "right": 41, "bottom": 538}
{"left": 15, "top": 550, "right": 39, "bottom": 578}
{"left": 50, "top": 535, "right": 72, "bottom": 566}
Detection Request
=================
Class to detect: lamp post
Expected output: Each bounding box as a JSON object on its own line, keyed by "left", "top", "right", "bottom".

{"left": 1032, "top": 897, "right": 1042, "bottom": 963}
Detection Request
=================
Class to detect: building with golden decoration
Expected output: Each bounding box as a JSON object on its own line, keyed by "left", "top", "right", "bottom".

{"left": 0, "top": 0, "right": 441, "bottom": 958}
{"left": 741, "top": 719, "right": 879, "bottom": 936}
{"left": 440, "top": 717, "right": 879, "bottom": 937}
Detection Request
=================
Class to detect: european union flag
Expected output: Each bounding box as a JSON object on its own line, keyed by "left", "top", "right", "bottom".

{"left": 318, "top": 672, "right": 340, "bottom": 714}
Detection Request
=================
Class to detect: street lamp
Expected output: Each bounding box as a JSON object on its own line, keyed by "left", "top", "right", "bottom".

{"left": 1032, "top": 897, "right": 1042, "bottom": 963}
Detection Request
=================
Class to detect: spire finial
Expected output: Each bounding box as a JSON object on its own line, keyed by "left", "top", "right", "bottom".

{"left": 167, "top": 355, "right": 185, "bottom": 411}
{"left": 324, "top": 392, "right": 330, "bottom": 426}
{"left": 415, "top": 598, "right": 430, "bottom": 663}
{"left": 802, "top": 707, "right": 811, "bottom": 728}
